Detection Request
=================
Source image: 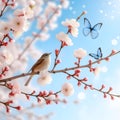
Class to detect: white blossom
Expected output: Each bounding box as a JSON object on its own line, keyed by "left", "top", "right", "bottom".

{"left": 37, "top": 16, "right": 47, "bottom": 30}
{"left": 14, "top": 9, "right": 25, "bottom": 17}
{"left": 0, "top": 21, "right": 11, "bottom": 34}
{"left": 61, "top": 83, "right": 74, "bottom": 96}
{"left": 38, "top": 32, "right": 50, "bottom": 41}
{"left": 10, "top": 16, "right": 27, "bottom": 33}
{"left": 60, "top": 0, "right": 69, "bottom": 8}
{"left": 24, "top": 6, "right": 34, "bottom": 19}
{"left": 56, "top": 32, "right": 73, "bottom": 46}
{"left": 37, "top": 71, "right": 52, "bottom": 86}
{"left": 74, "top": 48, "right": 87, "bottom": 59}
{"left": 45, "top": 2, "right": 57, "bottom": 17}
{"left": 62, "top": 19, "right": 80, "bottom": 37}
{"left": 2, "top": 50, "right": 14, "bottom": 64}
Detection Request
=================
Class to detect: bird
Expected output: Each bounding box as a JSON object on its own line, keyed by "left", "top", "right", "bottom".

{"left": 24, "top": 53, "right": 51, "bottom": 86}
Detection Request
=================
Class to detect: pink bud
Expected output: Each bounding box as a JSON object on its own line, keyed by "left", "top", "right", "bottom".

{"left": 37, "top": 98, "right": 41, "bottom": 103}
{"left": 56, "top": 59, "right": 61, "bottom": 64}
{"left": 31, "top": 90, "right": 36, "bottom": 95}
{"left": 75, "top": 69, "right": 80, "bottom": 74}
{"left": 49, "top": 90, "right": 54, "bottom": 95}
{"left": 77, "top": 81, "right": 81, "bottom": 86}
{"left": 110, "top": 95, "right": 114, "bottom": 100}
{"left": 84, "top": 85, "right": 88, "bottom": 90}
{"left": 108, "top": 87, "right": 113, "bottom": 93}
{"left": 62, "top": 41, "right": 67, "bottom": 47}
{"left": 89, "top": 60, "right": 92, "bottom": 65}
{"left": 9, "top": 91, "right": 15, "bottom": 97}
{"left": 89, "top": 85, "right": 94, "bottom": 90}
{"left": 26, "top": 95, "right": 30, "bottom": 100}
{"left": 104, "top": 93, "right": 107, "bottom": 98}
{"left": 105, "top": 57, "right": 110, "bottom": 61}
{"left": 3, "top": 42, "right": 8, "bottom": 46}
{"left": 83, "top": 77, "right": 88, "bottom": 82}
{"left": 6, "top": 100, "right": 13, "bottom": 105}
{"left": 0, "top": 74, "right": 3, "bottom": 78}
{"left": 74, "top": 62, "right": 78, "bottom": 65}
{"left": 82, "top": 11, "right": 87, "bottom": 15}
{"left": 43, "top": 91, "right": 48, "bottom": 96}
{"left": 90, "top": 68, "right": 93, "bottom": 72}
{"left": 55, "top": 49, "right": 60, "bottom": 56}
{"left": 9, "top": 38, "right": 13, "bottom": 42}
{"left": 46, "top": 99, "right": 51, "bottom": 105}
{"left": 66, "top": 75, "right": 71, "bottom": 80}
{"left": 39, "top": 91, "right": 43, "bottom": 96}
{"left": 4, "top": 66, "right": 9, "bottom": 71}
{"left": 7, "top": 83, "right": 13, "bottom": 89}
{"left": 6, "top": 106, "right": 10, "bottom": 113}
{"left": 111, "top": 50, "right": 117, "bottom": 55}
{"left": 102, "top": 84, "right": 105, "bottom": 89}
{"left": 15, "top": 106, "right": 21, "bottom": 110}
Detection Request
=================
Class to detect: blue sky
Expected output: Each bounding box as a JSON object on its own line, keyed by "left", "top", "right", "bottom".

{"left": 36, "top": 0, "right": 120, "bottom": 120}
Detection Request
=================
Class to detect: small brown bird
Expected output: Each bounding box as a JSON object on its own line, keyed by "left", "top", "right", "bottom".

{"left": 25, "top": 53, "right": 51, "bottom": 86}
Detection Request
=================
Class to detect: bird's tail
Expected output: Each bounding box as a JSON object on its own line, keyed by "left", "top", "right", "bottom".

{"left": 24, "top": 75, "right": 33, "bottom": 86}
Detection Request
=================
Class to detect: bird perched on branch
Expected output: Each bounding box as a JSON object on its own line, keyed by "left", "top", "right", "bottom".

{"left": 25, "top": 53, "right": 51, "bottom": 86}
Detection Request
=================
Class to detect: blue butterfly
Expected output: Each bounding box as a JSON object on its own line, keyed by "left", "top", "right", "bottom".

{"left": 89, "top": 47, "right": 103, "bottom": 60}
{"left": 83, "top": 18, "right": 103, "bottom": 39}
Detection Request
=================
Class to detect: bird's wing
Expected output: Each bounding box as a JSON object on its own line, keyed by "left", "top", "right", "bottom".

{"left": 31, "top": 58, "right": 44, "bottom": 71}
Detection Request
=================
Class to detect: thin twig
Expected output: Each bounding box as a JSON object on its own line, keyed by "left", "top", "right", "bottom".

{"left": 0, "top": 0, "right": 10, "bottom": 17}
{"left": 64, "top": 71, "right": 120, "bottom": 98}
{"left": 0, "top": 72, "right": 38, "bottom": 83}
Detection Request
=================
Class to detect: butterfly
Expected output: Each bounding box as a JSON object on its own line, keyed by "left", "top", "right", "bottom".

{"left": 89, "top": 47, "right": 103, "bottom": 60}
{"left": 83, "top": 18, "right": 103, "bottom": 39}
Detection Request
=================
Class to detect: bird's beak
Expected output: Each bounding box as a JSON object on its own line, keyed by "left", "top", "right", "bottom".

{"left": 48, "top": 52, "right": 52, "bottom": 55}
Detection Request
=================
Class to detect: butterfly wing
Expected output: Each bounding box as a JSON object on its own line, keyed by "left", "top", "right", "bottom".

{"left": 97, "top": 47, "right": 102, "bottom": 58}
{"left": 93, "top": 23, "right": 103, "bottom": 30}
{"left": 89, "top": 47, "right": 103, "bottom": 60}
{"left": 83, "top": 18, "right": 91, "bottom": 36}
{"left": 83, "top": 28, "right": 91, "bottom": 36}
{"left": 91, "top": 23, "right": 103, "bottom": 39}
{"left": 90, "top": 29, "right": 99, "bottom": 39}
{"left": 89, "top": 53, "right": 99, "bottom": 59}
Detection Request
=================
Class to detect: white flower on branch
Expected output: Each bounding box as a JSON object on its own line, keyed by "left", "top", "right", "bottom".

{"left": 37, "top": 71, "right": 52, "bottom": 86}
{"left": 10, "top": 16, "right": 28, "bottom": 36}
{"left": 14, "top": 9, "right": 25, "bottom": 17}
{"left": 56, "top": 32, "right": 73, "bottom": 46}
{"left": 2, "top": 50, "right": 14, "bottom": 64}
{"left": 45, "top": 2, "right": 58, "bottom": 17}
{"left": 61, "top": 82, "right": 74, "bottom": 96}
{"left": 60, "top": 0, "right": 69, "bottom": 8}
{"left": 37, "top": 16, "right": 47, "bottom": 30}
{"left": 74, "top": 48, "right": 87, "bottom": 59}
{"left": 0, "top": 21, "right": 11, "bottom": 34}
{"left": 62, "top": 19, "right": 80, "bottom": 37}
